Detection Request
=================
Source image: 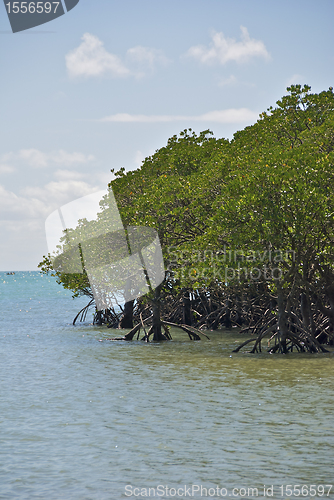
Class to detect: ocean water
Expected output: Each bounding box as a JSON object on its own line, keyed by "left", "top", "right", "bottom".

{"left": 0, "top": 271, "right": 333, "bottom": 500}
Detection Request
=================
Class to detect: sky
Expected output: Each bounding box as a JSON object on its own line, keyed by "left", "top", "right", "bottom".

{"left": 1, "top": 0, "right": 333, "bottom": 270}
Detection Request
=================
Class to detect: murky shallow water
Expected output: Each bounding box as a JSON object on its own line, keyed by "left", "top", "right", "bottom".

{"left": 1, "top": 273, "right": 333, "bottom": 499}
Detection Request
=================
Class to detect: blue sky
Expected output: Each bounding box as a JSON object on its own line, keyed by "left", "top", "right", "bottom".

{"left": 1, "top": 0, "right": 333, "bottom": 270}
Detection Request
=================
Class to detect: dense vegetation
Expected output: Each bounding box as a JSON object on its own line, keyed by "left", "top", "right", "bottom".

{"left": 39, "top": 85, "right": 334, "bottom": 353}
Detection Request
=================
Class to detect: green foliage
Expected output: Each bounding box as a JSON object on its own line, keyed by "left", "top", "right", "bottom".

{"left": 38, "top": 253, "right": 92, "bottom": 298}
{"left": 110, "top": 129, "right": 229, "bottom": 291}
{"left": 203, "top": 85, "right": 334, "bottom": 293}
{"left": 39, "top": 85, "right": 334, "bottom": 307}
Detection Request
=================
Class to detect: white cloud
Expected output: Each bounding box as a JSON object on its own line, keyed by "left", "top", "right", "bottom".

{"left": 126, "top": 46, "right": 170, "bottom": 75}
{"left": 66, "top": 34, "right": 170, "bottom": 79}
{"left": 1, "top": 149, "right": 95, "bottom": 170}
{"left": 218, "top": 75, "right": 237, "bottom": 87}
{"left": 0, "top": 164, "right": 16, "bottom": 174}
{"left": 199, "top": 109, "right": 258, "bottom": 122}
{"left": 101, "top": 113, "right": 177, "bottom": 123}
{"left": 53, "top": 169, "right": 86, "bottom": 181}
{"left": 0, "top": 180, "right": 101, "bottom": 222}
{"left": 186, "top": 26, "right": 270, "bottom": 65}
{"left": 100, "top": 108, "right": 258, "bottom": 124}
{"left": 66, "top": 33, "right": 130, "bottom": 78}
{"left": 0, "top": 181, "right": 101, "bottom": 269}
{"left": 18, "top": 149, "right": 48, "bottom": 168}
{"left": 0, "top": 150, "right": 98, "bottom": 226}
{"left": 24, "top": 181, "right": 100, "bottom": 206}
{"left": 50, "top": 150, "right": 95, "bottom": 166}
{"left": 0, "top": 184, "right": 46, "bottom": 220}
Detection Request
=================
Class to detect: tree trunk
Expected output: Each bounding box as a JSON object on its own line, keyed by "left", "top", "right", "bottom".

{"left": 277, "top": 285, "right": 288, "bottom": 353}
{"left": 119, "top": 300, "right": 134, "bottom": 329}
{"left": 182, "top": 290, "right": 192, "bottom": 326}
{"left": 300, "top": 292, "right": 310, "bottom": 331}
{"left": 96, "top": 309, "right": 103, "bottom": 325}
{"left": 326, "top": 285, "right": 334, "bottom": 346}
{"left": 152, "top": 285, "right": 167, "bottom": 341}
{"left": 224, "top": 299, "right": 232, "bottom": 329}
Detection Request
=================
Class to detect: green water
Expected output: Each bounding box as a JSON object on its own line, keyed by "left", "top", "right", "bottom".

{"left": 0, "top": 273, "right": 333, "bottom": 499}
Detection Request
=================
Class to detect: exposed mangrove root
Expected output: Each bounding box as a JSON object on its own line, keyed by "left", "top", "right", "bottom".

{"left": 103, "top": 318, "right": 210, "bottom": 342}
{"left": 163, "top": 321, "right": 210, "bottom": 340}
{"left": 73, "top": 299, "right": 95, "bottom": 325}
{"left": 112, "top": 316, "right": 152, "bottom": 341}
{"left": 230, "top": 281, "right": 334, "bottom": 354}
{"left": 75, "top": 277, "right": 333, "bottom": 354}
{"left": 140, "top": 325, "right": 153, "bottom": 342}
{"left": 233, "top": 317, "right": 330, "bottom": 354}
{"left": 232, "top": 337, "right": 257, "bottom": 353}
